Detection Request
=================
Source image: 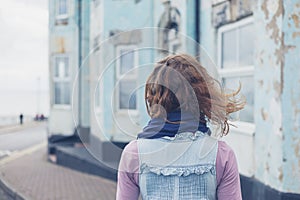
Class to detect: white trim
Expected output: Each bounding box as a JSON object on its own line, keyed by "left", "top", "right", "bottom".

{"left": 229, "top": 121, "right": 255, "bottom": 136}
{"left": 217, "top": 17, "right": 254, "bottom": 69}
{"left": 53, "top": 104, "right": 72, "bottom": 110}
{"left": 217, "top": 16, "right": 255, "bottom": 130}
{"left": 95, "top": 77, "right": 103, "bottom": 113}
{"left": 115, "top": 45, "right": 139, "bottom": 112}
{"left": 116, "top": 45, "right": 138, "bottom": 78}
{"left": 212, "top": 0, "right": 228, "bottom": 5}
{"left": 52, "top": 54, "right": 71, "bottom": 106}
{"left": 218, "top": 17, "right": 254, "bottom": 37}
{"left": 219, "top": 66, "right": 254, "bottom": 77}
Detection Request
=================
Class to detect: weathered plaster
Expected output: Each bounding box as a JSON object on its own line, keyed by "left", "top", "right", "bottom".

{"left": 292, "top": 31, "right": 300, "bottom": 38}
{"left": 265, "top": 0, "right": 283, "bottom": 45}
{"left": 56, "top": 37, "right": 66, "bottom": 53}
{"left": 261, "top": 108, "right": 268, "bottom": 120}
{"left": 254, "top": 0, "right": 285, "bottom": 192}
{"left": 291, "top": 14, "right": 300, "bottom": 28}
{"left": 261, "top": 0, "right": 269, "bottom": 20}
{"left": 281, "top": 0, "right": 300, "bottom": 193}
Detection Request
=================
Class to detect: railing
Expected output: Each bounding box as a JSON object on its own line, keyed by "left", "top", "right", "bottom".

{"left": 0, "top": 115, "right": 33, "bottom": 127}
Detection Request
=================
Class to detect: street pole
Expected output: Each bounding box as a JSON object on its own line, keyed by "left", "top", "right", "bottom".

{"left": 37, "top": 77, "right": 41, "bottom": 116}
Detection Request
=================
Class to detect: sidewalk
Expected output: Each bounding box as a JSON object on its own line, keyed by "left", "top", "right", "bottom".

{"left": 0, "top": 121, "right": 41, "bottom": 135}
{"left": 0, "top": 145, "right": 117, "bottom": 200}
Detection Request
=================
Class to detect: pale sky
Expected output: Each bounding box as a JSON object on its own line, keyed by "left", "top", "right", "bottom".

{"left": 0, "top": 0, "right": 49, "bottom": 116}
{"left": 0, "top": 0, "right": 48, "bottom": 91}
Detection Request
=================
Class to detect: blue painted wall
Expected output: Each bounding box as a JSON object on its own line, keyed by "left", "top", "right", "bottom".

{"left": 101, "top": 0, "right": 154, "bottom": 137}
{"left": 199, "top": 0, "right": 300, "bottom": 194}
{"left": 281, "top": 0, "right": 300, "bottom": 193}
{"left": 255, "top": 0, "right": 300, "bottom": 193}
{"left": 79, "top": 0, "right": 91, "bottom": 128}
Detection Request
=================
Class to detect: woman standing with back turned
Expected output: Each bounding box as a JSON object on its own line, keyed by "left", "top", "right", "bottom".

{"left": 117, "top": 54, "right": 245, "bottom": 200}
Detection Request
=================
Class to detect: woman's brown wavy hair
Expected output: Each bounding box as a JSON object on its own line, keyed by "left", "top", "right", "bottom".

{"left": 145, "top": 54, "right": 246, "bottom": 136}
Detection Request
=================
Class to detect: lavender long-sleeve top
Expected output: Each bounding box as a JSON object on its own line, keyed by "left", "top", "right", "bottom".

{"left": 117, "top": 140, "right": 242, "bottom": 200}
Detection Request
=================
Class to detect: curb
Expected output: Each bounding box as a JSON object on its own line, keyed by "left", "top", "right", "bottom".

{"left": 0, "top": 143, "right": 46, "bottom": 200}
{"left": 0, "top": 142, "right": 47, "bottom": 166}
{"left": 0, "top": 177, "right": 27, "bottom": 200}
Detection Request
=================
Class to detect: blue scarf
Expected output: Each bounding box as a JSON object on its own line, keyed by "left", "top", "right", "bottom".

{"left": 137, "top": 111, "right": 209, "bottom": 139}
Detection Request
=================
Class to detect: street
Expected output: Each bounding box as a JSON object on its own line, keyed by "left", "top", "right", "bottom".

{"left": 0, "top": 123, "right": 47, "bottom": 159}
{"left": 0, "top": 123, "right": 117, "bottom": 199}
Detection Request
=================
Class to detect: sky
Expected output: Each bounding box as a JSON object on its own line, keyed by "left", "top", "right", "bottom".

{"left": 0, "top": 0, "right": 49, "bottom": 117}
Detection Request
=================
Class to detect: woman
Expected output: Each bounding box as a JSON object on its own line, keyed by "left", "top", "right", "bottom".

{"left": 117, "top": 54, "right": 245, "bottom": 200}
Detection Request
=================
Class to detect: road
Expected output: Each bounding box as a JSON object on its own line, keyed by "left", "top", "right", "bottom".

{"left": 0, "top": 123, "right": 47, "bottom": 159}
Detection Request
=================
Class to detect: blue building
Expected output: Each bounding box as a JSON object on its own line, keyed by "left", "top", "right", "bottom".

{"left": 48, "top": 0, "right": 300, "bottom": 199}
{"left": 48, "top": 0, "right": 91, "bottom": 148}
{"left": 199, "top": 0, "right": 300, "bottom": 199}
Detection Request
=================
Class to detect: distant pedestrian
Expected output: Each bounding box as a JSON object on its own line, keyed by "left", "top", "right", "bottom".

{"left": 19, "top": 113, "right": 23, "bottom": 125}
{"left": 117, "top": 54, "right": 245, "bottom": 200}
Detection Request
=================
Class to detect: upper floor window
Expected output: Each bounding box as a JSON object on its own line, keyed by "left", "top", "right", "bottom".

{"left": 218, "top": 17, "right": 254, "bottom": 124}
{"left": 56, "top": 0, "right": 68, "bottom": 24}
{"left": 116, "top": 46, "right": 138, "bottom": 111}
{"left": 53, "top": 55, "right": 70, "bottom": 105}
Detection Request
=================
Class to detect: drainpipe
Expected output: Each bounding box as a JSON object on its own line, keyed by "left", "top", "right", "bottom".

{"left": 195, "top": 0, "right": 201, "bottom": 56}
{"left": 78, "top": 0, "right": 82, "bottom": 129}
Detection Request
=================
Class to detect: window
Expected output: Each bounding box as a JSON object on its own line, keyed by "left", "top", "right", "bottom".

{"left": 53, "top": 56, "right": 70, "bottom": 105}
{"left": 116, "top": 46, "right": 138, "bottom": 111}
{"left": 218, "top": 17, "right": 254, "bottom": 124}
{"left": 56, "top": 0, "right": 68, "bottom": 19}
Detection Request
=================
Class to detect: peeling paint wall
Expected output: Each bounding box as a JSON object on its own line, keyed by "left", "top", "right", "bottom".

{"left": 281, "top": 0, "right": 300, "bottom": 193}
{"left": 255, "top": 0, "right": 300, "bottom": 193}
{"left": 200, "top": 0, "right": 300, "bottom": 194}
{"left": 254, "top": 0, "right": 285, "bottom": 191}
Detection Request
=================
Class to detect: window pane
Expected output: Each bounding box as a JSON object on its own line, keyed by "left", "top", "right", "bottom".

{"left": 120, "top": 49, "right": 134, "bottom": 75}
{"left": 58, "top": 0, "right": 67, "bottom": 15}
{"left": 222, "top": 29, "right": 237, "bottom": 69}
{"left": 54, "top": 83, "right": 62, "bottom": 104}
{"left": 55, "top": 57, "right": 69, "bottom": 78}
{"left": 238, "top": 23, "right": 254, "bottom": 66}
{"left": 54, "top": 82, "right": 70, "bottom": 104}
{"left": 224, "top": 76, "right": 254, "bottom": 123}
{"left": 63, "top": 82, "right": 70, "bottom": 104}
{"left": 119, "top": 80, "right": 136, "bottom": 110}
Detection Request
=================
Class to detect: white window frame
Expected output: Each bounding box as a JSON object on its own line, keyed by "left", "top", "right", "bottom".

{"left": 52, "top": 54, "right": 71, "bottom": 108}
{"left": 95, "top": 78, "right": 103, "bottom": 114}
{"left": 56, "top": 0, "right": 69, "bottom": 20}
{"left": 115, "top": 45, "right": 139, "bottom": 115}
{"left": 217, "top": 17, "right": 255, "bottom": 135}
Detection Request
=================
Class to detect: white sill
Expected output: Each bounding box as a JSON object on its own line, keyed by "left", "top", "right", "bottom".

{"left": 53, "top": 104, "right": 71, "bottom": 110}
{"left": 56, "top": 14, "right": 68, "bottom": 20}
{"left": 116, "top": 109, "right": 139, "bottom": 117}
{"left": 228, "top": 121, "right": 255, "bottom": 136}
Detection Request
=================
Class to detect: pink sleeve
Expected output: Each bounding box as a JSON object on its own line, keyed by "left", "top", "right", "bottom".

{"left": 116, "top": 140, "right": 140, "bottom": 200}
{"left": 216, "top": 141, "right": 242, "bottom": 200}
